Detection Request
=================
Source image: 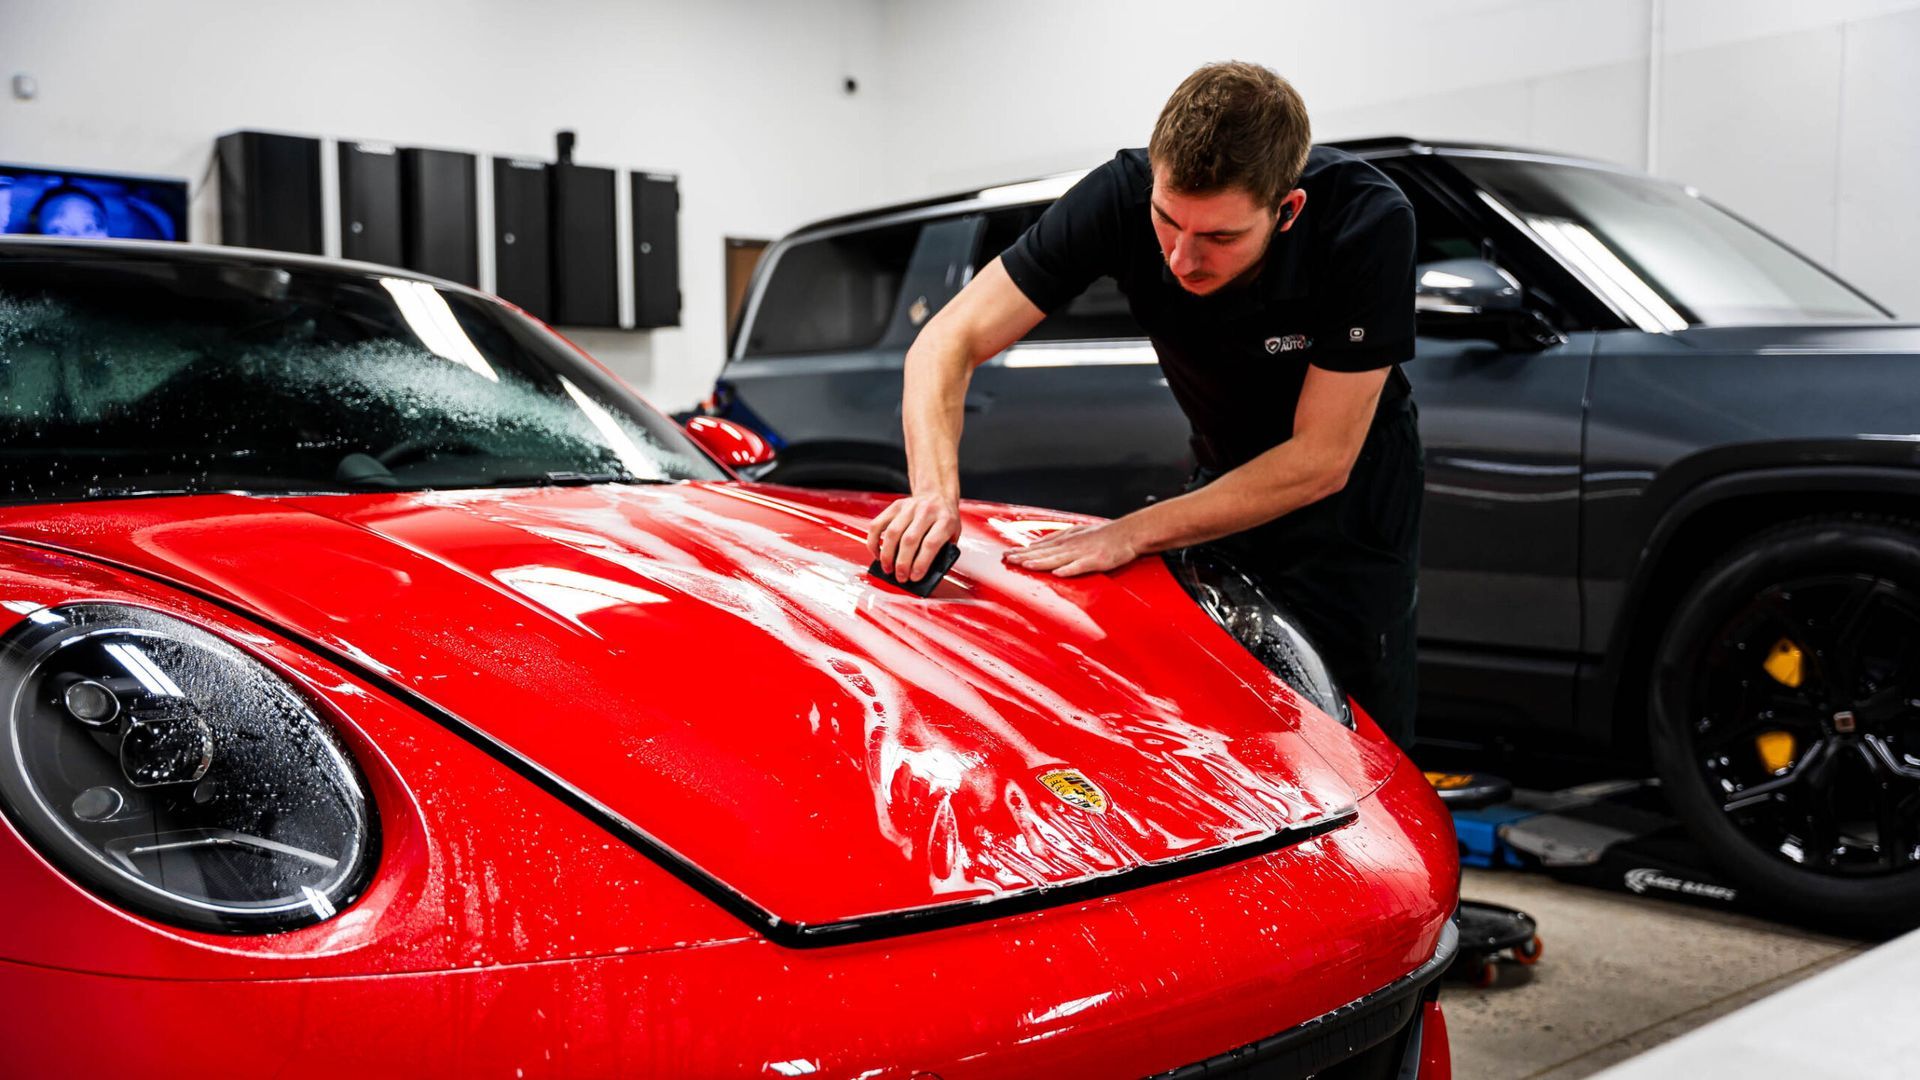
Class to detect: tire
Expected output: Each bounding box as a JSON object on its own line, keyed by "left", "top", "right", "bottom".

{"left": 1649, "top": 514, "right": 1920, "bottom": 934}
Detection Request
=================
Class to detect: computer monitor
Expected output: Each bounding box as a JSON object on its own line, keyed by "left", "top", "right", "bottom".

{"left": 0, "top": 164, "right": 190, "bottom": 241}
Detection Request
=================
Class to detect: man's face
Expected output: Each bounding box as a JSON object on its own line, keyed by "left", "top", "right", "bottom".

{"left": 1149, "top": 163, "right": 1284, "bottom": 296}
{"left": 43, "top": 193, "right": 109, "bottom": 238}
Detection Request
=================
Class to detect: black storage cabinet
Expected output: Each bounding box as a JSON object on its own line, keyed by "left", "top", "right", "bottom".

{"left": 338, "top": 142, "right": 404, "bottom": 267}
{"left": 631, "top": 172, "right": 681, "bottom": 328}
{"left": 550, "top": 163, "right": 619, "bottom": 327}
{"left": 492, "top": 158, "right": 553, "bottom": 321}
{"left": 400, "top": 147, "right": 478, "bottom": 286}
{"left": 217, "top": 131, "right": 323, "bottom": 254}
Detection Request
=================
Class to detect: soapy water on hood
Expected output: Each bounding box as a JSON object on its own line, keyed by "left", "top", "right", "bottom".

{"left": 449, "top": 486, "right": 1341, "bottom": 897}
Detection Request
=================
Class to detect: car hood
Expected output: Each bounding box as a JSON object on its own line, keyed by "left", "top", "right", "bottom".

{"left": 0, "top": 483, "right": 1383, "bottom": 934}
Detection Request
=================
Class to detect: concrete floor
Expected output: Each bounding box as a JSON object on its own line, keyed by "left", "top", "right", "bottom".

{"left": 1443, "top": 868, "right": 1870, "bottom": 1079}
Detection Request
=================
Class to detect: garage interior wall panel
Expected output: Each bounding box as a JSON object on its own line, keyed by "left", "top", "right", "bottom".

{"left": 1833, "top": 6, "right": 1920, "bottom": 316}
{"left": 1656, "top": 26, "right": 1847, "bottom": 267}
{"left": 492, "top": 158, "right": 553, "bottom": 323}
{"left": 215, "top": 131, "right": 323, "bottom": 255}
{"left": 400, "top": 148, "right": 479, "bottom": 287}
{"left": 550, "top": 164, "right": 620, "bottom": 329}
{"left": 631, "top": 173, "right": 681, "bottom": 329}
{"left": 338, "top": 142, "right": 404, "bottom": 268}
{"left": 1522, "top": 62, "right": 1649, "bottom": 174}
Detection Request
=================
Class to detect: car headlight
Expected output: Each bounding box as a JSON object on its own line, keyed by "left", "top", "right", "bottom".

{"left": 0, "top": 603, "right": 376, "bottom": 933}
{"left": 1166, "top": 548, "right": 1355, "bottom": 729}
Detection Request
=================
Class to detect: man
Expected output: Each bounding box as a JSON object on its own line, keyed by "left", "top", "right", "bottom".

{"left": 865, "top": 61, "right": 1423, "bottom": 744}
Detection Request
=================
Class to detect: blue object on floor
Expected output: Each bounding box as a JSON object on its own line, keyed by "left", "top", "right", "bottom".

{"left": 1452, "top": 805, "right": 1538, "bottom": 868}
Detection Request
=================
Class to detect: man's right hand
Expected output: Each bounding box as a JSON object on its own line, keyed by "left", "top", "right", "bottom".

{"left": 871, "top": 257, "right": 1045, "bottom": 583}
{"left": 867, "top": 493, "right": 961, "bottom": 583}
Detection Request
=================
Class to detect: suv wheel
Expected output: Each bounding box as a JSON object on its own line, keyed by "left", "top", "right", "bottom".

{"left": 1649, "top": 515, "right": 1920, "bottom": 932}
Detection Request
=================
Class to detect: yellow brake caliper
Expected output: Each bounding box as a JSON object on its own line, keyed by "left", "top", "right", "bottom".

{"left": 1763, "top": 638, "right": 1804, "bottom": 689}
{"left": 1756, "top": 638, "right": 1804, "bottom": 773}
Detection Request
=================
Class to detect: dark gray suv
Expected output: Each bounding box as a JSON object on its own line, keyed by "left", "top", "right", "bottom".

{"left": 697, "top": 138, "right": 1920, "bottom": 929}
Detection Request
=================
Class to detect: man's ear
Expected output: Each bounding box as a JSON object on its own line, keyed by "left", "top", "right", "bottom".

{"left": 1277, "top": 188, "right": 1307, "bottom": 232}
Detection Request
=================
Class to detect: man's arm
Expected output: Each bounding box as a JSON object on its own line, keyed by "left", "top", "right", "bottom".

{"left": 866, "top": 256, "right": 1047, "bottom": 582}
{"left": 1003, "top": 364, "right": 1389, "bottom": 576}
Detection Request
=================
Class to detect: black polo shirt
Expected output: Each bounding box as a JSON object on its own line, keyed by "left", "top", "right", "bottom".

{"left": 1000, "top": 145, "right": 1417, "bottom": 473}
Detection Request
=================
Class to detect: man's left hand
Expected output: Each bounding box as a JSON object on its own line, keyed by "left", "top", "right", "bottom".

{"left": 1002, "top": 519, "right": 1144, "bottom": 577}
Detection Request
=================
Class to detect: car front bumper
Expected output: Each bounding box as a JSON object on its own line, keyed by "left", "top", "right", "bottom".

{"left": 1, "top": 757, "right": 1456, "bottom": 1079}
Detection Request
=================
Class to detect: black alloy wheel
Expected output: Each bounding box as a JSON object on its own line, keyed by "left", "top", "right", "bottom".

{"left": 1650, "top": 515, "right": 1920, "bottom": 933}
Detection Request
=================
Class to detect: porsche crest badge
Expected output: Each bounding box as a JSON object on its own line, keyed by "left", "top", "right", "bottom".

{"left": 1039, "top": 769, "right": 1108, "bottom": 813}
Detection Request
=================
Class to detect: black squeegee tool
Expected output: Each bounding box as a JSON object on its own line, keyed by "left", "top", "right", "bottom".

{"left": 868, "top": 541, "right": 962, "bottom": 597}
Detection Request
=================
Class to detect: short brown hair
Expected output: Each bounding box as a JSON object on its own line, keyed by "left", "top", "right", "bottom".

{"left": 1148, "top": 61, "right": 1311, "bottom": 208}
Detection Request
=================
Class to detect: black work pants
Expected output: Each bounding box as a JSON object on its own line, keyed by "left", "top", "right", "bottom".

{"left": 1193, "top": 398, "right": 1423, "bottom": 746}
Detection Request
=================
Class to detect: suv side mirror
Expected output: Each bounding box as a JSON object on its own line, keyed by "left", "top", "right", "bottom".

{"left": 1417, "top": 258, "right": 1523, "bottom": 314}
{"left": 684, "top": 416, "right": 776, "bottom": 472}
{"left": 1415, "top": 258, "right": 1566, "bottom": 351}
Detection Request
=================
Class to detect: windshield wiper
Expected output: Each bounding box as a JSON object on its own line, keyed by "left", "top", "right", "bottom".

{"left": 475, "top": 470, "right": 674, "bottom": 488}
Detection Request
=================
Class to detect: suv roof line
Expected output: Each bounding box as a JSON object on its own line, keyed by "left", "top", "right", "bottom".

{"left": 785, "top": 137, "right": 1614, "bottom": 234}
{"left": 790, "top": 173, "right": 1089, "bottom": 237}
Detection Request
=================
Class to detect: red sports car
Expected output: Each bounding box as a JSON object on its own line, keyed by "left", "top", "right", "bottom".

{"left": 0, "top": 237, "right": 1457, "bottom": 1078}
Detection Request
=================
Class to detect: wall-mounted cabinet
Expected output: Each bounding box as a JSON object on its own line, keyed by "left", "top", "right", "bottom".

{"left": 338, "top": 141, "right": 402, "bottom": 266}
{"left": 493, "top": 157, "right": 552, "bottom": 321}
{"left": 400, "top": 147, "right": 478, "bottom": 286}
{"left": 217, "top": 131, "right": 678, "bottom": 331}
{"left": 216, "top": 131, "right": 322, "bottom": 254}
{"left": 551, "top": 163, "right": 619, "bottom": 328}
{"left": 632, "top": 172, "right": 681, "bottom": 329}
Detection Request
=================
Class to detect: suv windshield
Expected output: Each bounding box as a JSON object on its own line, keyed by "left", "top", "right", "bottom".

{"left": 1451, "top": 156, "right": 1888, "bottom": 328}
{"left": 0, "top": 254, "right": 724, "bottom": 505}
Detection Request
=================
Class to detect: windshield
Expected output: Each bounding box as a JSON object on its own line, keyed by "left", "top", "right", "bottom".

{"left": 1450, "top": 156, "right": 1889, "bottom": 329}
{"left": 0, "top": 253, "right": 725, "bottom": 504}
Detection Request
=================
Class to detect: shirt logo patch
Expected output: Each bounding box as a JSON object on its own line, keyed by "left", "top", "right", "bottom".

{"left": 1264, "top": 334, "right": 1311, "bottom": 354}
{"left": 1349, "top": 327, "right": 1366, "bottom": 342}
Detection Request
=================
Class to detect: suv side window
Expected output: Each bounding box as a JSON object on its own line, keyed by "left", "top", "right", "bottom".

{"left": 1372, "top": 161, "right": 1485, "bottom": 265}
{"left": 1374, "top": 157, "right": 1595, "bottom": 330}
{"left": 977, "top": 206, "right": 1143, "bottom": 343}
{"left": 743, "top": 220, "right": 922, "bottom": 356}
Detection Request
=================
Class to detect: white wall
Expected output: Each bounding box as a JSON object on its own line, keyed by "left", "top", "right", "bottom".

{"left": 0, "top": 0, "right": 890, "bottom": 412}
{"left": 873, "top": 0, "right": 1920, "bottom": 318}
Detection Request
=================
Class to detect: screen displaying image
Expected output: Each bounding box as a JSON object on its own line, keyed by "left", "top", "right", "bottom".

{"left": 0, "top": 165, "right": 189, "bottom": 241}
